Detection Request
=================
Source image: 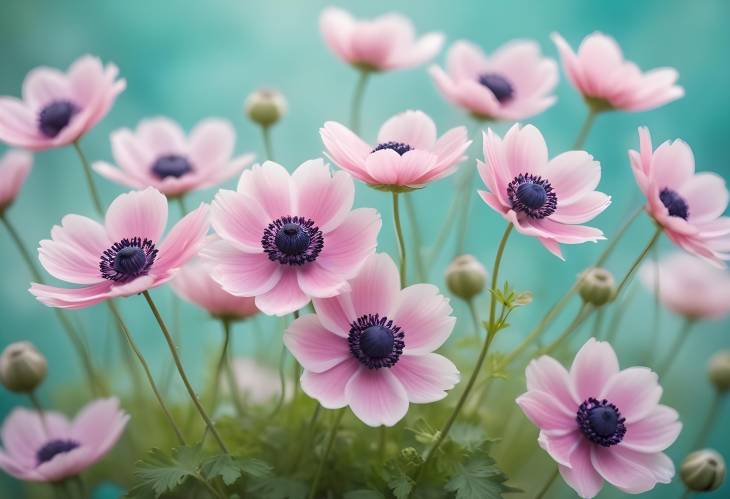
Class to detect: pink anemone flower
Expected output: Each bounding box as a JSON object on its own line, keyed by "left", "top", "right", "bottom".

{"left": 0, "top": 55, "right": 125, "bottom": 150}
{"left": 93, "top": 117, "right": 254, "bottom": 198}
{"left": 0, "top": 398, "right": 129, "bottom": 482}
{"left": 320, "top": 110, "right": 470, "bottom": 191}
{"left": 204, "top": 159, "right": 381, "bottom": 316}
{"left": 284, "top": 253, "right": 459, "bottom": 427}
{"left": 517, "top": 339, "right": 681, "bottom": 498}
{"left": 29, "top": 187, "right": 209, "bottom": 309}
{"left": 629, "top": 127, "right": 730, "bottom": 267}
{"left": 429, "top": 40, "right": 558, "bottom": 121}
{"left": 478, "top": 124, "right": 611, "bottom": 259}
{"left": 0, "top": 150, "right": 33, "bottom": 214}
{"left": 640, "top": 252, "right": 730, "bottom": 320}
{"left": 319, "top": 7, "right": 443, "bottom": 72}
{"left": 552, "top": 32, "right": 683, "bottom": 112}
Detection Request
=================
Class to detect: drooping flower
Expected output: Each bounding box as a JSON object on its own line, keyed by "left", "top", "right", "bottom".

{"left": 230, "top": 358, "right": 292, "bottom": 405}
{"left": 552, "top": 32, "right": 683, "bottom": 112}
{"left": 629, "top": 127, "right": 730, "bottom": 267}
{"left": 478, "top": 124, "right": 611, "bottom": 258}
{"left": 640, "top": 252, "right": 730, "bottom": 320}
{"left": 0, "top": 150, "right": 32, "bottom": 214}
{"left": 29, "top": 187, "right": 209, "bottom": 309}
{"left": 284, "top": 253, "right": 459, "bottom": 427}
{"left": 204, "top": 159, "right": 381, "bottom": 316}
{"left": 0, "top": 55, "right": 125, "bottom": 150}
{"left": 516, "top": 338, "right": 681, "bottom": 498}
{"left": 319, "top": 7, "right": 443, "bottom": 72}
{"left": 320, "top": 110, "right": 470, "bottom": 191}
{"left": 0, "top": 398, "right": 129, "bottom": 482}
{"left": 93, "top": 117, "right": 254, "bottom": 197}
{"left": 429, "top": 40, "right": 558, "bottom": 121}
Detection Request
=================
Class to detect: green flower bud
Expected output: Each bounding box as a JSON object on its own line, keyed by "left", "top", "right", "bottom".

{"left": 578, "top": 267, "right": 616, "bottom": 306}
{"left": 681, "top": 449, "right": 725, "bottom": 492}
{"left": 708, "top": 351, "right": 730, "bottom": 392}
{"left": 244, "top": 88, "right": 287, "bottom": 127}
{"left": 445, "top": 255, "right": 487, "bottom": 301}
{"left": 0, "top": 342, "right": 47, "bottom": 393}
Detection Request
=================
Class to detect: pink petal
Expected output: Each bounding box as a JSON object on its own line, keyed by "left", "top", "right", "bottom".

{"left": 551, "top": 32, "right": 585, "bottom": 94}
{"left": 649, "top": 139, "right": 695, "bottom": 190}
{"left": 516, "top": 390, "right": 576, "bottom": 433}
{"left": 0, "top": 97, "right": 48, "bottom": 150}
{"left": 391, "top": 284, "right": 455, "bottom": 354}
{"left": 502, "top": 124, "right": 548, "bottom": 179}
{"left": 320, "top": 121, "right": 371, "bottom": 180}
{"left": 21, "top": 67, "right": 70, "bottom": 109}
{"left": 591, "top": 446, "right": 673, "bottom": 494}
{"left": 203, "top": 239, "right": 282, "bottom": 296}
{"left": 312, "top": 294, "right": 356, "bottom": 338}
{"left": 1, "top": 408, "right": 70, "bottom": 464}
{"left": 345, "top": 367, "right": 409, "bottom": 427}
{"left": 525, "top": 356, "right": 579, "bottom": 412}
{"left": 29, "top": 282, "right": 113, "bottom": 309}
{"left": 108, "top": 128, "right": 156, "bottom": 177}
{"left": 431, "top": 126, "right": 470, "bottom": 173}
{"left": 558, "top": 440, "right": 604, "bottom": 499}
{"left": 377, "top": 110, "right": 437, "bottom": 150}
{"left": 545, "top": 151, "right": 601, "bottom": 205}
{"left": 364, "top": 149, "right": 400, "bottom": 185}
{"left": 396, "top": 150, "right": 441, "bottom": 186}
{"left": 621, "top": 405, "right": 681, "bottom": 453}
{"left": 255, "top": 267, "right": 310, "bottom": 316}
{"left": 446, "top": 40, "right": 489, "bottom": 80}
{"left": 188, "top": 118, "right": 235, "bottom": 169}
{"left": 284, "top": 315, "right": 351, "bottom": 373}
{"left": 154, "top": 203, "right": 210, "bottom": 275}
{"left": 0, "top": 149, "right": 33, "bottom": 207}
{"left": 679, "top": 172, "right": 729, "bottom": 224}
{"left": 319, "top": 7, "right": 356, "bottom": 62}
{"left": 317, "top": 208, "right": 381, "bottom": 276}
{"left": 34, "top": 446, "right": 94, "bottom": 482}
{"left": 300, "top": 358, "right": 360, "bottom": 408}
{"left": 236, "top": 161, "right": 292, "bottom": 221}
{"left": 297, "top": 262, "right": 349, "bottom": 298}
{"left": 390, "top": 353, "right": 459, "bottom": 403}
{"left": 388, "top": 32, "right": 443, "bottom": 69}
{"left": 538, "top": 431, "right": 581, "bottom": 468}
{"left": 136, "top": 117, "right": 187, "bottom": 156}
{"left": 570, "top": 338, "right": 619, "bottom": 402}
{"left": 104, "top": 188, "right": 168, "bottom": 243}
{"left": 346, "top": 253, "right": 400, "bottom": 319}
{"left": 600, "top": 367, "right": 662, "bottom": 424}
{"left": 211, "top": 189, "right": 269, "bottom": 252}
{"left": 291, "top": 159, "right": 354, "bottom": 233}
{"left": 92, "top": 161, "right": 147, "bottom": 190}
{"left": 71, "top": 398, "right": 129, "bottom": 461}
{"left": 552, "top": 191, "right": 612, "bottom": 225}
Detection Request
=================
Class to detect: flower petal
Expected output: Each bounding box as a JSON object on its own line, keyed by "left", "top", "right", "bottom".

{"left": 300, "top": 358, "right": 360, "bottom": 408}
{"left": 620, "top": 405, "right": 681, "bottom": 453}
{"left": 570, "top": 338, "right": 619, "bottom": 401}
{"left": 255, "top": 267, "right": 309, "bottom": 316}
{"left": 292, "top": 159, "right": 354, "bottom": 232}
{"left": 600, "top": 367, "right": 662, "bottom": 424}
{"left": 558, "top": 440, "right": 604, "bottom": 499}
{"left": 345, "top": 367, "right": 409, "bottom": 427}
{"left": 390, "top": 353, "right": 459, "bottom": 403}
{"left": 105, "top": 188, "right": 168, "bottom": 243}
{"left": 391, "top": 284, "right": 455, "bottom": 354}
{"left": 284, "top": 315, "right": 352, "bottom": 373}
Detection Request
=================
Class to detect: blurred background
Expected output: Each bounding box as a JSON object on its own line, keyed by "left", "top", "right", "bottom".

{"left": 0, "top": 0, "right": 728, "bottom": 497}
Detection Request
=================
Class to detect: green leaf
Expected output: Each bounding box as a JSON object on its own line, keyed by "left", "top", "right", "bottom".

{"left": 444, "top": 457, "right": 518, "bottom": 499}
{"left": 238, "top": 457, "right": 273, "bottom": 478}
{"left": 202, "top": 454, "right": 272, "bottom": 486}
{"left": 343, "top": 490, "right": 386, "bottom": 499}
{"left": 387, "top": 470, "right": 414, "bottom": 499}
{"left": 127, "top": 446, "right": 201, "bottom": 498}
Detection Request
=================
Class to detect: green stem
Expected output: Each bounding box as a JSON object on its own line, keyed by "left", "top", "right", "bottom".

{"left": 392, "top": 192, "right": 407, "bottom": 287}
{"left": 425, "top": 190, "right": 460, "bottom": 270}
{"left": 72, "top": 140, "right": 104, "bottom": 216}
{"left": 646, "top": 243, "right": 662, "bottom": 363}
{"left": 261, "top": 126, "right": 274, "bottom": 161}
{"left": 268, "top": 344, "right": 288, "bottom": 419}
{"left": 593, "top": 307, "right": 605, "bottom": 340}
{"left": 308, "top": 408, "right": 345, "bottom": 499}
{"left": 404, "top": 193, "right": 426, "bottom": 282}
{"left": 534, "top": 468, "right": 559, "bottom": 499}
{"left": 596, "top": 206, "right": 644, "bottom": 267}
{"left": 350, "top": 71, "right": 370, "bottom": 134}
{"left": 454, "top": 165, "right": 477, "bottom": 256}
{"left": 29, "top": 392, "right": 48, "bottom": 434}
{"left": 208, "top": 319, "right": 234, "bottom": 416}
{"left": 541, "top": 303, "right": 593, "bottom": 356}
{"left": 107, "top": 300, "right": 186, "bottom": 445}
{"left": 604, "top": 284, "right": 638, "bottom": 343}
{"left": 193, "top": 472, "right": 227, "bottom": 499}
{"left": 656, "top": 318, "right": 695, "bottom": 378}
{"left": 615, "top": 226, "right": 663, "bottom": 297}
{"left": 176, "top": 196, "right": 189, "bottom": 216}
{"left": 467, "top": 298, "right": 482, "bottom": 339}
{"left": 378, "top": 426, "right": 387, "bottom": 463}
{"left": 108, "top": 300, "right": 147, "bottom": 408}
{"left": 142, "top": 291, "right": 227, "bottom": 453}
{"left": 573, "top": 108, "right": 597, "bottom": 150}
{"left": 221, "top": 320, "right": 246, "bottom": 418}
{"left": 693, "top": 391, "right": 723, "bottom": 450}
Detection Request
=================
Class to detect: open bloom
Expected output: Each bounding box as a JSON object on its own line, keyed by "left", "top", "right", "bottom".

{"left": 320, "top": 7, "right": 443, "bottom": 72}
{"left": 629, "top": 127, "right": 730, "bottom": 266}
{"left": 0, "top": 398, "right": 128, "bottom": 482}
{"left": 205, "top": 159, "right": 381, "bottom": 316}
{"left": 640, "top": 252, "right": 730, "bottom": 320}
{"left": 517, "top": 339, "right": 681, "bottom": 498}
{"left": 0, "top": 150, "right": 32, "bottom": 213}
{"left": 284, "top": 253, "right": 459, "bottom": 427}
{"left": 478, "top": 124, "right": 610, "bottom": 258}
{"left": 30, "top": 187, "right": 209, "bottom": 309}
{"left": 429, "top": 40, "right": 558, "bottom": 121}
{"left": 0, "top": 55, "right": 125, "bottom": 150}
{"left": 321, "top": 110, "right": 470, "bottom": 191}
{"left": 93, "top": 117, "right": 254, "bottom": 197}
{"left": 552, "top": 32, "right": 683, "bottom": 112}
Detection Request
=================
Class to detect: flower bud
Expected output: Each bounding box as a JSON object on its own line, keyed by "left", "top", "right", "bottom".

{"left": 445, "top": 255, "right": 487, "bottom": 301}
{"left": 681, "top": 449, "right": 725, "bottom": 492}
{"left": 708, "top": 351, "right": 730, "bottom": 392}
{"left": 244, "top": 88, "right": 287, "bottom": 127}
{"left": 578, "top": 267, "right": 616, "bottom": 306}
{"left": 0, "top": 342, "right": 47, "bottom": 393}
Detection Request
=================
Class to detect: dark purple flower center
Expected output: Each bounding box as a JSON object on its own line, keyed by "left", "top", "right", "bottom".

{"left": 36, "top": 439, "right": 80, "bottom": 465}
{"left": 507, "top": 173, "right": 557, "bottom": 219}
{"left": 348, "top": 314, "right": 405, "bottom": 369}
{"left": 372, "top": 142, "right": 413, "bottom": 156}
{"left": 262, "top": 216, "right": 324, "bottom": 265}
{"left": 576, "top": 397, "right": 626, "bottom": 447}
{"left": 151, "top": 154, "right": 193, "bottom": 179}
{"left": 38, "top": 100, "right": 77, "bottom": 138}
{"left": 100, "top": 237, "right": 158, "bottom": 282}
{"left": 478, "top": 73, "right": 514, "bottom": 103}
{"left": 659, "top": 188, "right": 689, "bottom": 220}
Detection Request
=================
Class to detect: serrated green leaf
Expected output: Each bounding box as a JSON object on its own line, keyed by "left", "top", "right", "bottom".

{"left": 127, "top": 446, "right": 201, "bottom": 498}
{"left": 387, "top": 471, "right": 414, "bottom": 499}
{"left": 444, "top": 457, "right": 517, "bottom": 499}
{"left": 343, "top": 490, "right": 386, "bottom": 499}
{"left": 238, "top": 457, "right": 273, "bottom": 478}
{"left": 201, "top": 454, "right": 242, "bottom": 486}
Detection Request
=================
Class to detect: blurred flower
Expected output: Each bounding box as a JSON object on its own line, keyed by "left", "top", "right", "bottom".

{"left": 230, "top": 358, "right": 291, "bottom": 405}
{"left": 284, "top": 253, "right": 459, "bottom": 427}
{"left": 0, "top": 150, "right": 32, "bottom": 214}
{"left": 552, "top": 32, "right": 683, "bottom": 112}
{"left": 319, "top": 7, "right": 443, "bottom": 72}
{"left": 0, "top": 341, "right": 47, "bottom": 394}
{"left": 171, "top": 254, "right": 258, "bottom": 321}
{"left": 0, "top": 55, "right": 125, "bottom": 151}
{"left": 429, "top": 40, "right": 558, "bottom": 121}
{"left": 517, "top": 338, "right": 681, "bottom": 498}
{"left": 680, "top": 449, "right": 725, "bottom": 492}
{"left": 93, "top": 117, "right": 253, "bottom": 198}
{"left": 30, "top": 188, "right": 209, "bottom": 309}
{"left": 204, "top": 160, "right": 381, "bottom": 316}
{"left": 321, "top": 110, "right": 470, "bottom": 191}
{"left": 708, "top": 351, "right": 730, "bottom": 392}
{"left": 629, "top": 127, "right": 730, "bottom": 267}
{"left": 640, "top": 252, "right": 730, "bottom": 320}
{"left": 245, "top": 89, "right": 287, "bottom": 128}
{"left": 478, "top": 124, "right": 611, "bottom": 259}
{"left": 0, "top": 398, "right": 128, "bottom": 482}
{"left": 578, "top": 267, "right": 616, "bottom": 307}
{"left": 445, "top": 254, "right": 487, "bottom": 301}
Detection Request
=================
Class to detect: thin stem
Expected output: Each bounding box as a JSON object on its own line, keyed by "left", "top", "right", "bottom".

{"left": 1, "top": 213, "right": 43, "bottom": 282}
{"left": 656, "top": 318, "right": 695, "bottom": 378}
{"left": 208, "top": 319, "right": 233, "bottom": 416}
{"left": 193, "top": 472, "right": 227, "bottom": 499}
{"left": 221, "top": 320, "right": 246, "bottom": 418}
{"left": 72, "top": 140, "right": 104, "bottom": 216}
{"left": 308, "top": 408, "right": 345, "bottom": 499}
{"left": 596, "top": 206, "right": 644, "bottom": 267}
{"left": 541, "top": 303, "right": 593, "bottom": 356}
{"left": 592, "top": 308, "right": 605, "bottom": 340}
{"left": 350, "top": 71, "right": 370, "bottom": 134}
{"left": 404, "top": 193, "right": 426, "bottom": 282}
{"left": 454, "top": 165, "right": 477, "bottom": 256}
{"left": 646, "top": 243, "right": 662, "bottom": 363}
{"left": 261, "top": 126, "right": 274, "bottom": 161}
{"left": 378, "top": 426, "right": 387, "bottom": 463}
{"left": 425, "top": 192, "right": 460, "bottom": 271}
{"left": 615, "top": 226, "right": 663, "bottom": 297}
{"left": 291, "top": 403, "right": 322, "bottom": 472}
{"left": 693, "top": 391, "right": 723, "bottom": 450}
{"left": 142, "top": 291, "right": 227, "bottom": 453}
{"left": 268, "top": 344, "right": 288, "bottom": 419}
{"left": 29, "top": 392, "right": 48, "bottom": 434}
{"left": 534, "top": 468, "right": 559, "bottom": 499}
{"left": 467, "top": 299, "right": 482, "bottom": 339}
{"left": 176, "top": 196, "right": 189, "bottom": 216}
{"left": 573, "top": 108, "right": 597, "bottom": 150}
{"left": 107, "top": 300, "right": 187, "bottom": 445}
{"left": 392, "top": 192, "right": 407, "bottom": 287}
{"left": 604, "top": 283, "right": 639, "bottom": 343}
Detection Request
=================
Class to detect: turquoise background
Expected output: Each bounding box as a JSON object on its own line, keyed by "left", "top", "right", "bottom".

{"left": 1, "top": 0, "right": 728, "bottom": 497}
